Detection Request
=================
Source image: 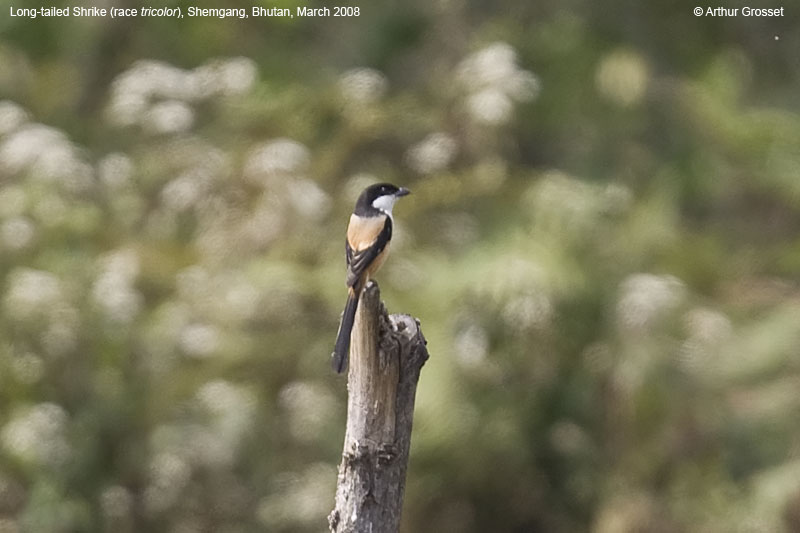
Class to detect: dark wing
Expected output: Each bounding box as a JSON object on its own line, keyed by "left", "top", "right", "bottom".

{"left": 345, "top": 217, "right": 392, "bottom": 288}
{"left": 346, "top": 239, "right": 354, "bottom": 266}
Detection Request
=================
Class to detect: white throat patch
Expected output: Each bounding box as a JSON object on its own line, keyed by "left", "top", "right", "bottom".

{"left": 372, "top": 194, "right": 397, "bottom": 216}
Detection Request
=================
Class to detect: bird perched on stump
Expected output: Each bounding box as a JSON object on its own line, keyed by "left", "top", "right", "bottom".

{"left": 332, "top": 183, "right": 410, "bottom": 373}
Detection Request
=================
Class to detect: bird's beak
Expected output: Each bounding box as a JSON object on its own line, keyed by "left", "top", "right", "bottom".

{"left": 396, "top": 187, "right": 411, "bottom": 197}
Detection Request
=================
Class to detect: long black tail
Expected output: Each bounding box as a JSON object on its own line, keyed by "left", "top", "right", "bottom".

{"left": 332, "top": 290, "right": 359, "bottom": 373}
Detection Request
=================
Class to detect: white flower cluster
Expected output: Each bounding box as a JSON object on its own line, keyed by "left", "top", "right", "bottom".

{"left": 0, "top": 104, "right": 85, "bottom": 251}
{"left": 106, "top": 57, "right": 258, "bottom": 132}
{"left": 9, "top": 352, "right": 45, "bottom": 385}
{"left": 3, "top": 268, "right": 79, "bottom": 357}
{"left": 338, "top": 68, "right": 388, "bottom": 104}
{"left": 91, "top": 248, "right": 143, "bottom": 324}
{"left": 143, "top": 451, "right": 192, "bottom": 514}
{"left": 617, "top": 273, "right": 686, "bottom": 331}
{"left": 526, "top": 170, "right": 632, "bottom": 236}
{"left": 97, "top": 153, "right": 134, "bottom": 189}
{"left": 5, "top": 268, "right": 65, "bottom": 321}
{"left": 502, "top": 291, "right": 553, "bottom": 331}
{"left": 0, "top": 216, "right": 35, "bottom": 251}
{"left": 148, "top": 141, "right": 232, "bottom": 242}
{"left": 236, "top": 193, "right": 287, "bottom": 251}
{"left": 178, "top": 322, "right": 220, "bottom": 359}
{"left": 256, "top": 463, "right": 335, "bottom": 529}
{"left": 489, "top": 256, "right": 555, "bottom": 332}
{"left": 161, "top": 166, "right": 214, "bottom": 213}
{"left": 242, "top": 138, "right": 330, "bottom": 219}
{"left": 679, "top": 307, "right": 733, "bottom": 378}
{"left": 1, "top": 403, "right": 70, "bottom": 466}
{"left": 612, "top": 274, "right": 687, "bottom": 394}
{"left": 286, "top": 178, "right": 331, "bottom": 220}
{"left": 244, "top": 138, "right": 311, "bottom": 185}
{"left": 454, "top": 323, "right": 489, "bottom": 368}
{"left": 142, "top": 380, "right": 255, "bottom": 514}
{"left": 278, "top": 381, "right": 336, "bottom": 442}
{"left": 456, "top": 42, "right": 540, "bottom": 125}
{"left": 100, "top": 485, "right": 133, "bottom": 521}
{"left": 195, "top": 380, "right": 256, "bottom": 454}
{"left": 0, "top": 117, "right": 93, "bottom": 191}
{"left": 405, "top": 132, "right": 458, "bottom": 175}
{"left": 176, "top": 265, "right": 263, "bottom": 328}
{"left": 0, "top": 101, "right": 29, "bottom": 136}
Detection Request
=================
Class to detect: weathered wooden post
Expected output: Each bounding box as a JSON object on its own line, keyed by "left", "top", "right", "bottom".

{"left": 329, "top": 281, "right": 429, "bottom": 533}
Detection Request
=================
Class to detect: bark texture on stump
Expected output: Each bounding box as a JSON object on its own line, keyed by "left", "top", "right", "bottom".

{"left": 329, "top": 281, "right": 428, "bottom": 533}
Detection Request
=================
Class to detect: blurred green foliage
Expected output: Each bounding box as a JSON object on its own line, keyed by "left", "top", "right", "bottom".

{"left": 1, "top": 0, "right": 800, "bottom": 532}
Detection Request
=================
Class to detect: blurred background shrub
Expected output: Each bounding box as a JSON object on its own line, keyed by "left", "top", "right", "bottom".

{"left": 1, "top": 0, "right": 799, "bottom": 531}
